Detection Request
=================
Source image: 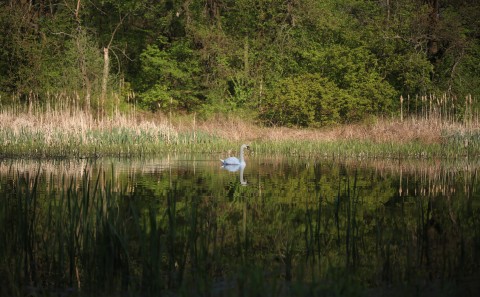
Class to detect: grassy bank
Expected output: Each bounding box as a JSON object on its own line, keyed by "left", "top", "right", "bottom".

{"left": 1, "top": 102, "right": 479, "bottom": 159}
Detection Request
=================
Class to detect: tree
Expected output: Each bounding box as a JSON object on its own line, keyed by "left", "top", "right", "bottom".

{"left": 138, "top": 39, "right": 201, "bottom": 111}
{"left": 0, "top": 0, "right": 479, "bottom": 124}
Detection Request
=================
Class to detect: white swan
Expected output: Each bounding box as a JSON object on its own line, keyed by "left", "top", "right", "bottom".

{"left": 220, "top": 144, "right": 250, "bottom": 166}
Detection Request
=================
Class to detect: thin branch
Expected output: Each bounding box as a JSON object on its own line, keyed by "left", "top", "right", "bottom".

{"left": 109, "top": 47, "right": 122, "bottom": 75}
{"left": 75, "top": 0, "right": 81, "bottom": 21}
{"left": 62, "top": 0, "right": 75, "bottom": 20}
{"left": 51, "top": 31, "right": 75, "bottom": 38}
{"left": 447, "top": 48, "right": 465, "bottom": 94}
{"left": 107, "top": 13, "right": 128, "bottom": 48}
{"left": 86, "top": 0, "right": 108, "bottom": 15}
{"left": 111, "top": 45, "right": 134, "bottom": 61}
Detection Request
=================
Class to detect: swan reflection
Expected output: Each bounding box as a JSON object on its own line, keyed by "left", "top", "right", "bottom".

{"left": 222, "top": 164, "right": 247, "bottom": 185}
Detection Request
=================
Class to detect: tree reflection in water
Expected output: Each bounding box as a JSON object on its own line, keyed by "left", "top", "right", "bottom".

{"left": 0, "top": 156, "right": 479, "bottom": 296}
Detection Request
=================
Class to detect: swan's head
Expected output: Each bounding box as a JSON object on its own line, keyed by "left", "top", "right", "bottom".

{"left": 241, "top": 144, "right": 250, "bottom": 150}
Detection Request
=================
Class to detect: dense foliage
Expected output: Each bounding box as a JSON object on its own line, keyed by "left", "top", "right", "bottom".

{"left": 1, "top": 0, "right": 479, "bottom": 126}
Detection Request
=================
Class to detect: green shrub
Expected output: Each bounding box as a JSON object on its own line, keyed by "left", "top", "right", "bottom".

{"left": 300, "top": 45, "right": 398, "bottom": 119}
{"left": 260, "top": 74, "right": 354, "bottom": 127}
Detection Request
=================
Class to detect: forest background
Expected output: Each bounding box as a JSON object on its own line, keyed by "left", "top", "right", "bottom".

{"left": 1, "top": 0, "right": 479, "bottom": 127}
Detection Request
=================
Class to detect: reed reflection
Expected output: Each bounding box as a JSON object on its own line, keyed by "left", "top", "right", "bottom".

{"left": 0, "top": 156, "right": 479, "bottom": 297}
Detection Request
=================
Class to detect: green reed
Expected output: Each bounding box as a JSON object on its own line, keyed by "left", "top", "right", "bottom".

{"left": 250, "top": 140, "right": 463, "bottom": 160}
{"left": 0, "top": 124, "right": 233, "bottom": 158}
{"left": 4, "top": 133, "right": 478, "bottom": 160}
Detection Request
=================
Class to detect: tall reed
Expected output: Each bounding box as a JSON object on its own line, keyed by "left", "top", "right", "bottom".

{"left": 0, "top": 92, "right": 479, "bottom": 158}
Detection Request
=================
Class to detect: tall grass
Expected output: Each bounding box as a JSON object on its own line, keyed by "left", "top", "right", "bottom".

{"left": 400, "top": 94, "right": 479, "bottom": 124}
{"left": 0, "top": 102, "right": 177, "bottom": 157}
{"left": 0, "top": 92, "right": 479, "bottom": 158}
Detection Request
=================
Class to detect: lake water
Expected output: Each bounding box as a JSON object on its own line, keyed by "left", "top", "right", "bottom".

{"left": 1, "top": 155, "right": 480, "bottom": 296}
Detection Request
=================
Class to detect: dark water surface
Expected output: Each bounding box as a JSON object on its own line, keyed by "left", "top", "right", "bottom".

{"left": 1, "top": 155, "right": 480, "bottom": 296}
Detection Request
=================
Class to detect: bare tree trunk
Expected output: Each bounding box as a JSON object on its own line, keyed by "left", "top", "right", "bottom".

{"left": 183, "top": 0, "right": 192, "bottom": 29}
{"left": 75, "top": 0, "right": 81, "bottom": 19}
{"left": 101, "top": 47, "right": 109, "bottom": 113}
{"left": 100, "top": 14, "right": 126, "bottom": 114}
{"left": 243, "top": 37, "right": 249, "bottom": 76}
{"left": 425, "top": 0, "right": 440, "bottom": 58}
{"left": 73, "top": 0, "right": 91, "bottom": 110}
{"left": 77, "top": 33, "right": 91, "bottom": 110}
{"left": 386, "top": 0, "right": 390, "bottom": 21}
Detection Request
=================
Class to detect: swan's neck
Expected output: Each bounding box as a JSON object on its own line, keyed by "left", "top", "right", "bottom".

{"left": 240, "top": 165, "right": 246, "bottom": 185}
{"left": 239, "top": 147, "right": 245, "bottom": 163}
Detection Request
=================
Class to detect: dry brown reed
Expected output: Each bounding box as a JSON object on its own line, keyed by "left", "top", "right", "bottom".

{"left": 175, "top": 115, "right": 478, "bottom": 145}
{"left": 0, "top": 103, "right": 177, "bottom": 147}
{"left": 0, "top": 92, "right": 478, "bottom": 155}
{"left": 168, "top": 93, "right": 478, "bottom": 144}
{"left": 1, "top": 108, "right": 477, "bottom": 147}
